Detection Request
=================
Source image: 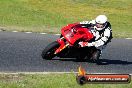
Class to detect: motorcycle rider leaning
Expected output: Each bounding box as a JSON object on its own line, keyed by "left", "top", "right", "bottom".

{"left": 78, "top": 15, "right": 112, "bottom": 61}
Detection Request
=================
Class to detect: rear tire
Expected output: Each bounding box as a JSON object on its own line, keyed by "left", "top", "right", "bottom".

{"left": 91, "top": 50, "right": 101, "bottom": 64}
{"left": 41, "top": 41, "right": 60, "bottom": 60}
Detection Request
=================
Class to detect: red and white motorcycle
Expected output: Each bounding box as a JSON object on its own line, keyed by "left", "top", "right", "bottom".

{"left": 41, "top": 23, "right": 101, "bottom": 63}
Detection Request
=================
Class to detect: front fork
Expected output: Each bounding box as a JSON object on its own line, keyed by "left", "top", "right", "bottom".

{"left": 54, "top": 37, "right": 69, "bottom": 54}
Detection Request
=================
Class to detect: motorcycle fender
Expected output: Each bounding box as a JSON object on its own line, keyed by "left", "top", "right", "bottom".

{"left": 54, "top": 39, "right": 66, "bottom": 54}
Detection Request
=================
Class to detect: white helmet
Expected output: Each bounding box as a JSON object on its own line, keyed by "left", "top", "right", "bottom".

{"left": 95, "top": 15, "right": 108, "bottom": 31}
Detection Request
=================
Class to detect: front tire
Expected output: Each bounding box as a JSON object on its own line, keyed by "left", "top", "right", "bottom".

{"left": 41, "top": 41, "right": 60, "bottom": 60}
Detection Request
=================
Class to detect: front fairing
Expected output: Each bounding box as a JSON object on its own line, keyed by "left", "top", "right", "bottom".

{"left": 62, "top": 28, "right": 83, "bottom": 45}
{"left": 61, "top": 24, "right": 94, "bottom": 45}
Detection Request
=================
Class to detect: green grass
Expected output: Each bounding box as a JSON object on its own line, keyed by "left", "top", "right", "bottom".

{"left": 0, "top": 0, "right": 132, "bottom": 37}
{"left": 0, "top": 74, "right": 131, "bottom": 88}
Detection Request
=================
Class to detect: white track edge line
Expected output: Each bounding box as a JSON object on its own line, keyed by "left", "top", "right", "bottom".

{"left": 40, "top": 33, "right": 47, "bottom": 34}
{"left": 0, "top": 72, "right": 77, "bottom": 74}
{"left": 126, "top": 38, "right": 132, "bottom": 39}
{"left": 0, "top": 72, "right": 131, "bottom": 75}
{"left": 12, "top": 31, "right": 18, "bottom": 32}
{"left": 55, "top": 34, "right": 61, "bottom": 35}
{"left": 25, "top": 32, "right": 32, "bottom": 33}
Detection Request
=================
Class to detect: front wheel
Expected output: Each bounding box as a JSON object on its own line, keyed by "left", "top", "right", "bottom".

{"left": 41, "top": 41, "right": 60, "bottom": 60}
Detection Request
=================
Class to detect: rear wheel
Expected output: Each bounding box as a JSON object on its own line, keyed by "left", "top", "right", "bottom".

{"left": 91, "top": 49, "right": 101, "bottom": 64}
{"left": 41, "top": 41, "right": 60, "bottom": 60}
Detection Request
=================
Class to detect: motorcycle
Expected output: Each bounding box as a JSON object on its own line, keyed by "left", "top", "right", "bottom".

{"left": 41, "top": 23, "right": 101, "bottom": 63}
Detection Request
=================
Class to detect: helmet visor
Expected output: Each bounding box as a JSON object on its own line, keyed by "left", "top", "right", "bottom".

{"left": 96, "top": 23, "right": 105, "bottom": 28}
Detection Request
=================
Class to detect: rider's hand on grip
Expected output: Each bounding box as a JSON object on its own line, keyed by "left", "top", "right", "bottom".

{"left": 78, "top": 42, "right": 88, "bottom": 47}
{"left": 79, "top": 42, "right": 95, "bottom": 47}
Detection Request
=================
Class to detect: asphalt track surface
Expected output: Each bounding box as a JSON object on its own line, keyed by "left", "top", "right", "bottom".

{"left": 0, "top": 31, "right": 132, "bottom": 74}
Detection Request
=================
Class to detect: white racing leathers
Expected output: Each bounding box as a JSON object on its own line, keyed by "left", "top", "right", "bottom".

{"left": 80, "top": 20, "right": 112, "bottom": 51}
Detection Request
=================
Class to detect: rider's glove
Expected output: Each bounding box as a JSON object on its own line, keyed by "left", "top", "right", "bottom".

{"left": 78, "top": 42, "right": 88, "bottom": 47}
{"left": 79, "top": 42, "right": 95, "bottom": 47}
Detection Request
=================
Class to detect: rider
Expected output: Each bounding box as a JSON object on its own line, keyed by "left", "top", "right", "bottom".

{"left": 78, "top": 15, "right": 112, "bottom": 61}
